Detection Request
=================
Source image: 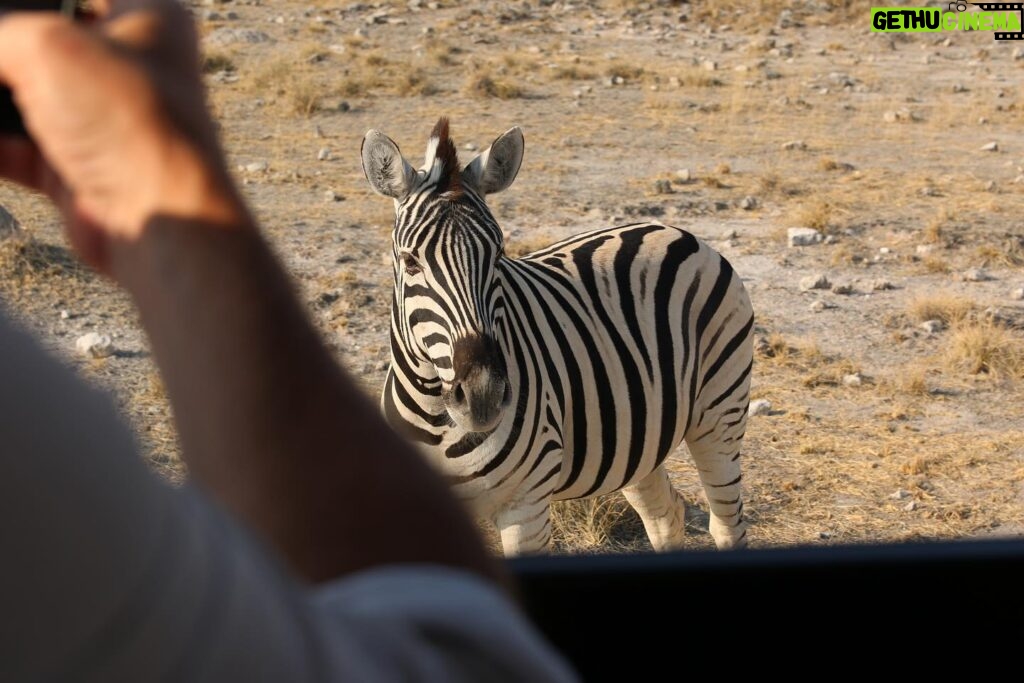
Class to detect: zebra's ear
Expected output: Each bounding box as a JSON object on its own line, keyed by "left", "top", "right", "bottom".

{"left": 362, "top": 130, "right": 417, "bottom": 200}
{"left": 462, "top": 126, "right": 524, "bottom": 195}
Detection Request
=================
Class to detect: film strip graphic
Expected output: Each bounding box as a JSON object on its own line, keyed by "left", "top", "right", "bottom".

{"left": 950, "top": 2, "right": 1024, "bottom": 39}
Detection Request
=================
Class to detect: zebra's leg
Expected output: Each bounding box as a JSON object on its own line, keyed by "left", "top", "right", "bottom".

{"left": 621, "top": 465, "right": 688, "bottom": 552}
{"left": 686, "top": 408, "right": 749, "bottom": 550}
{"left": 495, "top": 501, "right": 552, "bottom": 556}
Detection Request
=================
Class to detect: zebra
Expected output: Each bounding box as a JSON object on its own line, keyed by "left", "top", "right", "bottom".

{"left": 361, "top": 117, "right": 754, "bottom": 556}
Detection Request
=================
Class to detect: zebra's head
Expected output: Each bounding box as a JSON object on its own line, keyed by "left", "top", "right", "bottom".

{"left": 361, "top": 117, "right": 525, "bottom": 433}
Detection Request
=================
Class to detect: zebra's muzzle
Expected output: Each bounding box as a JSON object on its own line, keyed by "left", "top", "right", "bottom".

{"left": 444, "top": 335, "right": 510, "bottom": 433}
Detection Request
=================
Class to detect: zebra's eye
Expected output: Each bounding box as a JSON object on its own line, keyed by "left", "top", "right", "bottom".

{"left": 401, "top": 252, "right": 422, "bottom": 277}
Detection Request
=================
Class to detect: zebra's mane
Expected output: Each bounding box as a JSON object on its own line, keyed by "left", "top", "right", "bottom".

{"left": 424, "top": 117, "right": 462, "bottom": 200}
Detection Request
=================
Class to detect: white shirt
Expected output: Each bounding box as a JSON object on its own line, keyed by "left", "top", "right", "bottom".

{"left": 0, "top": 312, "right": 576, "bottom": 682}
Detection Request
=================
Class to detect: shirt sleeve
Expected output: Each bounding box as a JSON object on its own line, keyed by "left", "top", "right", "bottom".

{"left": 310, "top": 566, "right": 579, "bottom": 682}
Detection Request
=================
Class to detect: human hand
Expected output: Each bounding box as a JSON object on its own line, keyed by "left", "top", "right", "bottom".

{"left": 0, "top": 0, "right": 247, "bottom": 278}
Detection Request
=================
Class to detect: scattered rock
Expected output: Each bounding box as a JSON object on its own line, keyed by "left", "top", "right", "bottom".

{"left": 831, "top": 283, "right": 854, "bottom": 295}
{"left": 903, "top": 501, "right": 917, "bottom": 512}
{"left": 75, "top": 333, "right": 115, "bottom": 359}
{"left": 871, "top": 279, "right": 895, "bottom": 291}
{"left": 701, "top": 59, "right": 717, "bottom": 71}
{"left": 809, "top": 300, "right": 835, "bottom": 312}
{"left": 915, "top": 244, "right": 936, "bottom": 256}
{"left": 842, "top": 373, "right": 862, "bottom": 387}
{"left": 883, "top": 108, "right": 916, "bottom": 123}
{"left": 799, "top": 273, "right": 830, "bottom": 291}
{"left": 653, "top": 179, "right": 673, "bottom": 195}
{"left": 0, "top": 204, "right": 21, "bottom": 241}
{"left": 952, "top": 83, "right": 968, "bottom": 93}
{"left": 787, "top": 227, "right": 822, "bottom": 247}
{"left": 674, "top": 168, "right": 692, "bottom": 182}
{"left": 242, "top": 161, "right": 268, "bottom": 173}
{"left": 324, "top": 190, "right": 344, "bottom": 202}
{"left": 748, "top": 399, "right": 772, "bottom": 417}
{"left": 920, "top": 319, "right": 944, "bottom": 334}
{"left": 59, "top": 309, "right": 70, "bottom": 320}
{"left": 889, "top": 489, "right": 910, "bottom": 500}
{"left": 317, "top": 147, "right": 331, "bottom": 161}
{"left": 918, "top": 186, "right": 939, "bottom": 197}
{"left": 1012, "top": 287, "right": 1024, "bottom": 301}
{"left": 738, "top": 196, "right": 758, "bottom": 210}
{"left": 205, "top": 27, "right": 272, "bottom": 46}
{"left": 962, "top": 267, "right": 992, "bottom": 282}
{"left": 980, "top": 141, "right": 999, "bottom": 152}
{"left": 781, "top": 140, "right": 807, "bottom": 151}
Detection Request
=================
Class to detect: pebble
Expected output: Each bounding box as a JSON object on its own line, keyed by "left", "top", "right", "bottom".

{"left": 748, "top": 399, "right": 772, "bottom": 417}
{"left": 701, "top": 60, "right": 717, "bottom": 71}
{"left": 317, "top": 147, "right": 331, "bottom": 161}
{"left": 920, "top": 319, "right": 944, "bottom": 334}
{"left": 889, "top": 489, "right": 910, "bottom": 500}
{"left": 915, "top": 244, "right": 935, "bottom": 255}
{"left": 781, "top": 140, "right": 806, "bottom": 151}
{"left": 675, "top": 168, "right": 692, "bottom": 182}
{"left": 883, "top": 108, "right": 915, "bottom": 123}
{"left": 1012, "top": 287, "right": 1024, "bottom": 300}
{"left": 962, "top": 267, "right": 992, "bottom": 282}
{"left": 872, "top": 279, "right": 895, "bottom": 291}
{"left": 243, "top": 161, "right": 268, "bottom": 173}
{"left": 205, "top": 28, "right": 272, "bottom": 46}
{"left": 59, "top": 309, "right": 69, "bottom": 320}
{"left": 842, "top": 373, "right": 862, "bottom": 387}
{"left": 738, "top": 196, "right": 758, "bottom": 210}
{"left": 980, "top": 142, "right": 999, "bottom": 152}
{"left": 324, "top": 190, "right": 344, "bottom": 202}
{"left": 653, "top": 179, "right": 673, "bottom": 195}
{"left": 809, "top": 300, "right": 835, "bottom": 312}
{"left": 787, "top": 227, "right": 822, "bottom": 247}
{"left": 75, "top": 333, "right": 114, "bottom": 359}
{"left": 903, "top": 501, "right": 917, "bottom": 512}
{"left": 799, "top": 273, "right": 830, "bottom": 291}
{"left": 831, "top": 283, "right": 854, "bottom": 295}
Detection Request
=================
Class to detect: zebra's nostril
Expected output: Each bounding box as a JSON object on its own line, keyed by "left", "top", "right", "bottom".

{"left": 453, "top": 383, "right": 466, "bottom": 404}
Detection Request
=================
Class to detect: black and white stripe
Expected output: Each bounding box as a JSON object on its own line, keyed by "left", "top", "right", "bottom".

{"left": 362, "top": 118, "right": 754, "bottom": 555}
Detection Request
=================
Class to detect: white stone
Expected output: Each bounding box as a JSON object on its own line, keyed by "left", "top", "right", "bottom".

{"left": 75, "top": 333, "right": 114, "bottom": 359}
{"left": 872, "top": 279, "right": 895, "bottom": 291}
{"left": 889, "top": 489, "right": 910, "bottom": 500}
{"left": 842, "top": 373, "right": 862, "bottom": 387}
{"left": 738, "top": 196, "right": 757, "bottom": 210}
{"left": 903, "top": 501, "right": 917, "bottom": 512}
{"left": 781, "top": 140, "right": 806, "bottom": 151}
{"left": 317, "top": 147, "right": 331, "bottom": 161}
{"left": 809, "top": 300, "right": 834, "bottom": 312}
{"left": 799, "top": 273, "right": 830, "bottom": 291}
{"left": 1012, "top": 287, "right": 1024, "bottom": 301}
{"left": 915, "top": 244, "right": 935, "bottom": 255}
{"left": 748, "top": 399, "right": 772, "bottom": 417}
{"left": 787, "top": 227, "right": 822, "bottom": 247}
{"left": 675, "top": 168, "right": 692, "bottom": 182}
{"left": 963, "top": 267, "right": 991, "bottom": 282}
{"left": 244, "top": 161, "right": 268, "bottom": 173}
{"left": 920, "top": 319, "right": 944, "bottom": 334}
{"left": 701, "top": 59, "right": 717, "bottom": 71}
{"left": 59, "top": 309, "right": 69, "bottom": 320}
{"left": 831, "top": 283, "right": 854, "bottom": 295}
{"left": 205, "top": 28, "right": 272, "bottom": 47}
{"left": 980, "top": 141, "right": 999, "bottom": 152}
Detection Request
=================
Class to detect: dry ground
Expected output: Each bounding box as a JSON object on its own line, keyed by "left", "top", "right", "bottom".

{"left": 1, "top": 0, "right": 1022, "bottom": 555}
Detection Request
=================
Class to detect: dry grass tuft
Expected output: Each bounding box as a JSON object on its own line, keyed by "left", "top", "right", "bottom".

{"left": 907, "top": 293, "right": 974, "bottom": 325}
{"left": 550, "top": 495, "right": 646, "bottom": 553}
{"left": 464, "top": 72, "right": 527, "bottom": 99}
{"left": 943, "top": 320, "right": 1024, "bottom": 378}
{"left": 201, "top": 50, "right": 236, "bottom": 74}
{"left": 786, "top": 198, "right": 837, "bottom": 232}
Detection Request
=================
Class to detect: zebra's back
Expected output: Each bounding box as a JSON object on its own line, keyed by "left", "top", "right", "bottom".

{"left": 498, "top": 222, "right": 754, "bottom": 501}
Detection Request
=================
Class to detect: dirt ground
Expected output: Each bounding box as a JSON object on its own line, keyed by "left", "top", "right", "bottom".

{"left": 1, "top": 0, "right": 1022, "bottom": 554}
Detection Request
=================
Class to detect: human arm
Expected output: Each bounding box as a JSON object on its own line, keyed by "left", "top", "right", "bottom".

{"left": 0, "top": 1, "right": 499, "bottom": 584}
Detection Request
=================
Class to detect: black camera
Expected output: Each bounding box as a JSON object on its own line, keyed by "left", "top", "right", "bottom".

{"left": 0, "top": 2, "right": 81, "bottom": 137}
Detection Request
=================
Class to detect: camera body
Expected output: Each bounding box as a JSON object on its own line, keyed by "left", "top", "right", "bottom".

{"left": 0, "top": 2, "right": 79, "bottom": 136}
